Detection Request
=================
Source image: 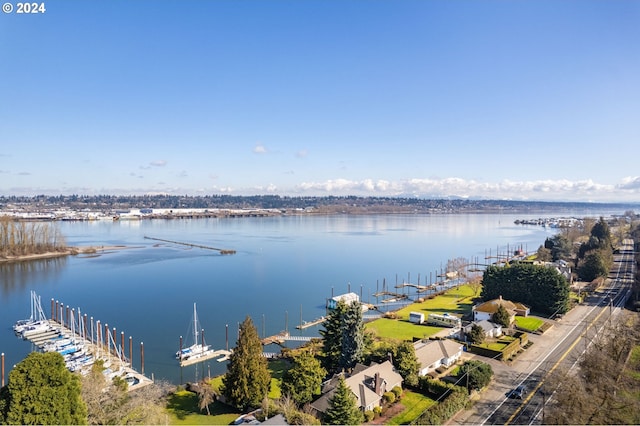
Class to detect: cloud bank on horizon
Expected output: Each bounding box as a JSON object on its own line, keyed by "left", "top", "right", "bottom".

{"left": 3, "top": 174, "right": 640, "bottom": 203}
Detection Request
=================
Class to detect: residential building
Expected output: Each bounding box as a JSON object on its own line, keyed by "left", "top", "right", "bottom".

{"left": 310, "top": 360, "right": 403, "bottom": 415}
{"left": 414, "top": 339, "right": 464, "bottom": 376}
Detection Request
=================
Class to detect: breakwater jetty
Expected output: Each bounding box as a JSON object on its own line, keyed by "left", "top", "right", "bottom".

{"left": 144, "top": 236, "right": 236, "bottom": 255}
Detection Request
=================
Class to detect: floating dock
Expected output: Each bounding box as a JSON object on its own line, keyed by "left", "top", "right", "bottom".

{"left": 179, "top": 349, "right": 231, "bottom": 367}
{"left": 15, "top": 292, "right": 153, "bottom": 392}
{"left": 296, "top": 316, "right": 326, "bottom": 329}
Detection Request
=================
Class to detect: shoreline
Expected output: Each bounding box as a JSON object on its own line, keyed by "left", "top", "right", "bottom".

{"left": 0, "top": 245, "right": 130, "bottom": 263}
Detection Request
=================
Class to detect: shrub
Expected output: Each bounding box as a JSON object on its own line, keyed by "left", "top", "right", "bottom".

{"left": 364, "top": 410, "right": 375, "bottom": 422}
{"left": 373, "top": 406, "right": 382, "bottom": 417}
{"left": 383, "top": 391, "right": 396, "bottom": 404}
{"left": 392, "top": 386, "right": 403, "bottom": 399}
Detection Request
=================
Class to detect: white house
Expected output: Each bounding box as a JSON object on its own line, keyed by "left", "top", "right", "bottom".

{"left": 414, "top": 339, "right": 464, "bottom": 376}
{"left": 462, "top": 320, "right": 503, "bottom": 340}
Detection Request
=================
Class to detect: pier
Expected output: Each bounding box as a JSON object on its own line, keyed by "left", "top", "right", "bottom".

{"left": 261, "top": 331, "right": 314, "bottom": 346}
{"left": 144, "top": 236, "right": 236, "bottom": 254}
{"left": 296, "top": 316, "right": 326, "bottom": 329}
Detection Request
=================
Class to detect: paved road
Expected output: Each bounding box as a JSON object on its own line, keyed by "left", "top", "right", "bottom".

{"left": 448, "top": 240, "right": 635, "bottom": 425}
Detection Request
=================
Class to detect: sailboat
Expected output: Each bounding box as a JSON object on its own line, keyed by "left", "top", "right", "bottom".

{"left": 175, "top": 303, "right": 214, "bottom": 362}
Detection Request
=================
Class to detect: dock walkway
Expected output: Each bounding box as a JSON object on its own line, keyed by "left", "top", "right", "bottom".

{"left": 20, "top": 321, "right": 153, "bottom": 392}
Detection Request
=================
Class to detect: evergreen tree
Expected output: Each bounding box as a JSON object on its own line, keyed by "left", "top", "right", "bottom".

{"left": 394, "top": 341, "right": 419, "bottom": 387}
{"left": 1, "top": 351, "right": 87, "bottom": 425}
{"left": 222, "top": 316, "right": 271, "bottom": 411}
{"left": 459, "top": 360, "right": 493, "bottom": 393}
{"left": 320, "top": 299, "right": 365, "bottom": 374}
{"left": 492, "top": 304, "right": 511, "bottom": 328}
{"left": 320, "top": 300, "right": 347, "bottom": 373}
{"left": 281, "top": 351, "right": 327, "bottom": 405}
{"left": 340, "top": 300, "right": 365, "bottom": 371}
{"left": 323, "top": 376, "right": 363, "bottom": 425}
{"left": 544, "top": 234, "right": 573, "bottom": 261}
{"left": 468, "top": 324, "right": 485, "bottom": 344}
{"left": 481, "top": 263, "right": 570, "bottom": 315}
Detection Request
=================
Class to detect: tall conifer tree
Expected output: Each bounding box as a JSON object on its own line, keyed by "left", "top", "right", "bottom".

{"left": 323, "top": 376, "right": 363, "bottom": 425}
{"left": 320, "top": 299, "right": 365, "bottom": 374}
{"left": 222, "top": 316, "right": 271, "bottom": 411}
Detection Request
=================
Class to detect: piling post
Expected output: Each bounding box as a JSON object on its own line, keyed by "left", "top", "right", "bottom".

{"left": 121, "top": 332, "right": 125, "bottom": 360}
{"left": 83, "top": 315, "right": 88, "bottom": 340}
{"left": 179, "top": 336, "right": 183, "bottom": 356}
{"left": 129, "top": 336, "right": 133, "bottom": 367}
{"left": 96, "top": 320, "right": 101, "bottom": 350}
{"left": 1, "top": 352, "right": 4, "bottom": 387}
{"left": 140, "top": 342, "right": 144, "bottom": 374}
{"left": 51, "top": 299, "right": 54, "bottom": 321}
{"left": 201, "top": 329, "right": 205, "bottom": 349}
{"left": 66, "top": 306, "right": 70, "bottom": 329}
{"left": 225, "top": 325, "right": 228, "bottom": 351}
{"left": 112, "top": 328, "right": 117, "bottom": 355}
{"left": 105, "top": 323, "right": 109, "bottom": 354}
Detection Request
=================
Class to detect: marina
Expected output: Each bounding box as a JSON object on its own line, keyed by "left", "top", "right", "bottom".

{"left": 13, "top": 292, "right": 152, "bottom": 391}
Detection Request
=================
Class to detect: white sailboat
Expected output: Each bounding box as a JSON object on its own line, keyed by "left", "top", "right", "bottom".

{"left": 175, "top": 303, "right": 214, "bottom": 362}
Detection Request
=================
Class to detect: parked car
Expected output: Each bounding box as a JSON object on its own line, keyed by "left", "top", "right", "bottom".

{"left": 509, "top": 385, "right": 527, "bottom": 399}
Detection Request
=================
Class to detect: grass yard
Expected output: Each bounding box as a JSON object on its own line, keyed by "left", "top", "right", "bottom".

{"left": 387, "top": 390, "right": 437, "bottom": 425}
{"left": 514, "top": 316, "right": 545, "bottom": 332}
{"left": 166, "top": 359, "right": 291, "bottom": 424}
{"left": 166, "top": 389, "right": 240, "bottom": 425}
{"left": 366, "top": 284, "right": 477, "bottom": 340}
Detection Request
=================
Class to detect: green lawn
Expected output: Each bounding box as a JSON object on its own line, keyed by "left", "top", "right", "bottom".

{"left": 514, "top": 316, "right": 545, "bottom": 332}
{"left": 166, "top": 360, "right": 291, "bottom": 424}
{"left": 366, "top": 284, "right": 477, "bottom": 340}
{"left": 387, "top": 390, "right": 436, "bottom": 425}
{"left": 166, "top": 390, "right": 240, "bottom": 425}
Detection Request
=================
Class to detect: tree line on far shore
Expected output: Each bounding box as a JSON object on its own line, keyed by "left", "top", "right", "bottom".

{"left": 0, "top": 216, "right": 67, "bottom": 258}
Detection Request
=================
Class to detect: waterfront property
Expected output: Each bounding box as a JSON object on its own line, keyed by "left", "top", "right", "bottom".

{"left": 472, "top": 296, "right": 530, "bottom": 324}
{"left": 310, "top": 360, "right": 403, "bottom": 415}
{"left": 414, "top": 339, "right": 464, "bottom": 377}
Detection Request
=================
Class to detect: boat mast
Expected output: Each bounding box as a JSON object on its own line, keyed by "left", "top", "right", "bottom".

{"left": 193, "top": 303, "right": 198, "bottom": 346}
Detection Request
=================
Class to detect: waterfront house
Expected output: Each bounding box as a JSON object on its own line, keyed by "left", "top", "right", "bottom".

{"left": 414, "top": 339, "right": 464, "bottom": 376}
{"left": 462, "top": 320, "right": 503, "bottom": 340}
{"left": 472, "top": 296, "right": 529, "bottom": 324}
{"left": 310, "top": 360, "right": 403, "bottom": 415}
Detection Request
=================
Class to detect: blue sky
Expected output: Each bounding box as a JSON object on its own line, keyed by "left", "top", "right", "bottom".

{"left": 1, "top": 1, "right": 639, "bottom": 202}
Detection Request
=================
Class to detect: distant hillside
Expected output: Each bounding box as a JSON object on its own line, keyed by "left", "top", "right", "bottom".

{"left": 1, "top": 194, "right": 637, "bottom": 215}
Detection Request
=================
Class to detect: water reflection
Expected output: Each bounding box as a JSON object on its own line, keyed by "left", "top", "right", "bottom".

{"left": 0, "top": 257, "right": 67, "bottom": 297}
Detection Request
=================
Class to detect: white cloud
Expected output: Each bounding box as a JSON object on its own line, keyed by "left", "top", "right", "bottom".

{"left": 293, "top": 177, "right": 637, "bottom": 202}
{"left": 253, "top": 143, "right": 267, "bottom": 154}
{"left": 618, "top": 176, "right": 640, "bottom": 190}
{"left": 150, "top": 160, "right": 167, "bottom": 167}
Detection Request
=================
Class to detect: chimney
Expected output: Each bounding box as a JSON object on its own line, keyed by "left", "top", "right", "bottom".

{"left": 359, "top": 383, "right": 366, "bottom": 407}
{"left": 374, "top": 372, "right": 381, "bottom": 395}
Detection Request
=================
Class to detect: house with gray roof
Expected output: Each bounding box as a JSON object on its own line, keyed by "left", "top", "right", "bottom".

{"left": 310, "top": 360, "right": 403, "bottom": 416}
{"left": 414, "top": 339, "right": 464, "bottom": 376}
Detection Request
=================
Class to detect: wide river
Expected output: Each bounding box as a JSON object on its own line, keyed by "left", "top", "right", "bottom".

{"left": 0, "top": 210, "right": 623, "bottom": 384}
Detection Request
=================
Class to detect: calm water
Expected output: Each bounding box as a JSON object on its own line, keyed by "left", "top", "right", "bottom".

{"left": 0, "top": 211, "right": 619, "bottom": 384}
